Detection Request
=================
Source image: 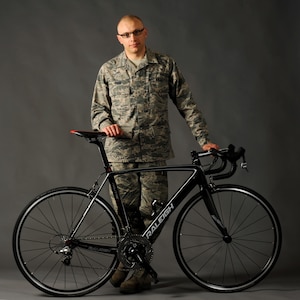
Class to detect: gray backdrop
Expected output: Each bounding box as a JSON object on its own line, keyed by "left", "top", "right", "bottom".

{"left": 1, "top": 0, "right": 299, "bottom": 279}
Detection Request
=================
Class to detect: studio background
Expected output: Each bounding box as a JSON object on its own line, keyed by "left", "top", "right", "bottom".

{"left": 1, "top": 0, "right": 299, "bottom": 282}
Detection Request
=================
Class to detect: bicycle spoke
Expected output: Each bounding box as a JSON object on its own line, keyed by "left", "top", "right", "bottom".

{"left": 174, "top": 186, "right": 281, "bottom": 292}
{"left": 13, "top": 187, "right": 121, "bottom": 296}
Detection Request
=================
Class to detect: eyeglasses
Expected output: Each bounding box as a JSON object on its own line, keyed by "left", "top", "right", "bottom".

{"left": 117, "top": 28, "right": 144, "bottom": 38}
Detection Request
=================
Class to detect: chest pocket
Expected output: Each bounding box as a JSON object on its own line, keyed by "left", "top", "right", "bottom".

{"left": 109, "top": 77, "right": 130, "bottom": 99}
{"left": 149, "top": 67, "right": 169, "bottom": 95}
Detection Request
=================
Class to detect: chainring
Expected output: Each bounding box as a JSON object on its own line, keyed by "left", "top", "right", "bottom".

{"left": 117, "top": 234, "right": 153, "bottom": 269}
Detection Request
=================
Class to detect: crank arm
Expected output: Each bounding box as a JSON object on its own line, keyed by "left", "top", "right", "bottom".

{"left": 135, "top": 253, "right": 159, "bottom": 283}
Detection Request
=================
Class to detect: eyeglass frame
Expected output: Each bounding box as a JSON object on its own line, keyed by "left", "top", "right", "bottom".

{"left": 117, "top": 28, "right": 145, "bottom": 39}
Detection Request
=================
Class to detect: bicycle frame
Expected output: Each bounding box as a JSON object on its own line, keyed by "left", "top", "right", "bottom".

{"left": 110, "top": 165, "right": 225, "bottom": 243}
{"left": 69, "top": 131, "right": 229, "bottom": 246}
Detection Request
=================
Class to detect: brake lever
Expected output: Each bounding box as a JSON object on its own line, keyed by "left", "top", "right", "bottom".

{"left": 241, "top": 154, "right": 248, "bottom": 172}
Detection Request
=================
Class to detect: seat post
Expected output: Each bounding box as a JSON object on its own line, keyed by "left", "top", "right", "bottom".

{"left": 93, "top": 138, "right": 112, "bottom": 173}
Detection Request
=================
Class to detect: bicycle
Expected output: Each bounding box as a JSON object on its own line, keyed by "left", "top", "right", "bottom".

{"left": 12, "top": 130, "right": 282, "bottom": 296}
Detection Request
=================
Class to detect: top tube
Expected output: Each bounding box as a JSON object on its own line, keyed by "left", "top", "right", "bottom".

{"left": 70, "top": 130, "right": 247, "bottom": 180}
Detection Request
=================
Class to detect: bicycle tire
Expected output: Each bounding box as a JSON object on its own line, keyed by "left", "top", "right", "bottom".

{"left": 173, "top": 184, "right": 281, "bottom": 292}
{"left": 13, "top": 186, "right": 122, "bottom": 297}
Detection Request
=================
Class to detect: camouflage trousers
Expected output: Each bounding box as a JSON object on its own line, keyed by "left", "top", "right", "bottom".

{"left": 109, "top": 161, "right": 168, "bottom": 236}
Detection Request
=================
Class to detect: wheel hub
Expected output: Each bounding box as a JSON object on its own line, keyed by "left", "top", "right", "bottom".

{"left": 223, "top": 235, "right": 232, "bottom": 243}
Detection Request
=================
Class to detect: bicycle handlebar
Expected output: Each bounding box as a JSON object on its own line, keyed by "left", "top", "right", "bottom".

{"left": 191, "top": 144, "right": 247, "bottom": 180}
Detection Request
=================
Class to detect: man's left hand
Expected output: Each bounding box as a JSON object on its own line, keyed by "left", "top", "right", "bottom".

{"left": 202, "top": 143, "right": 220, "bottom": 151}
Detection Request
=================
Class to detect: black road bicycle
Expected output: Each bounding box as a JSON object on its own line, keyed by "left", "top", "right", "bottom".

{"left": 12, "top": 130, "right": 282, "bottom": 296}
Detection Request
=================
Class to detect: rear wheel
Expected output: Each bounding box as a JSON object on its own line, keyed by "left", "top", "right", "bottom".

{"left": 173, "top": 184, "right": 281, "bottom": 292}
{"left": 13, "top": 187, "right": 121, "bottom": 296}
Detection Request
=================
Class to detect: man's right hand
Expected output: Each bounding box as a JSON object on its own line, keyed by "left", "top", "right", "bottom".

{"left": 101, "top": 124, "right": 124, "bottom": 137}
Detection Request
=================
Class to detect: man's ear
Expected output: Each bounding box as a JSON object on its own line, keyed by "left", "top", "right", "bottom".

{"left": 116, "top": 34, "right": 123, "bottom": 45}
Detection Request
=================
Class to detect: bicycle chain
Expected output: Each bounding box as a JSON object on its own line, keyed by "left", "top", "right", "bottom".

{"left": 80, "top": 235, "right": 125, "bottom": 271}
{"left": 79, "top": 235, "right": 120, "bottom": 241}
{"left": 55, "top": 234, "right": 152, "bottom": 272}
{"left": 80, "top": 234, "right": 153, "bottom": 269}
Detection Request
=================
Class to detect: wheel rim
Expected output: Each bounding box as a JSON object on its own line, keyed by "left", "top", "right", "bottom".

{"left": 13, "top": 188, "right": 120, "bottom": 296}
{"left": 174, "top": 186, "right": 281, "bottom": 292}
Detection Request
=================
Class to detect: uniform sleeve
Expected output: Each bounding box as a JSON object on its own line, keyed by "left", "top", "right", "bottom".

{"left": 91, "top": 66, "right": 113, "bottom": 131}
{"left": 168, "top": 60, "right": 210, "bottom": 147}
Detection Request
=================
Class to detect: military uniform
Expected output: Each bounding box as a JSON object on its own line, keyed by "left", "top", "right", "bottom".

{"left": 91, "top": 49, "right": 210, "bottom": 232}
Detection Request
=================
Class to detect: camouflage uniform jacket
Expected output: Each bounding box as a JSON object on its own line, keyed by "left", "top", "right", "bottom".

{"left": 91, "top": 48, "right": 209, "bottom": 162}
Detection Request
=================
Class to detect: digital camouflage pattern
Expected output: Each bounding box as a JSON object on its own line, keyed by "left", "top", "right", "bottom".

{"left": 109, "top": 161, "right": 168, "bottom": 234}
{"left": 91, "top": 48, "right": 210, "bottom": 163}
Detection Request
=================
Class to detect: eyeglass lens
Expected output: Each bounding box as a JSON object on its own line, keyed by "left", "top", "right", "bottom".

{"left": 119, "top": 28, "right": 144, "bottom": 38}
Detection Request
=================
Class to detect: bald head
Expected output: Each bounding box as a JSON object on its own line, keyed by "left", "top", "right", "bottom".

{"left": 117, "top": 15, "right": 144, "bottom": 33}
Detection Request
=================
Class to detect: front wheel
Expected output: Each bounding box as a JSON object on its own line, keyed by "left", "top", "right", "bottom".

{"left": 13, "top": 187, "right": 122, "bottom": 296}
{"left": 173, "top": 184, "right": 281, "bottom": 292}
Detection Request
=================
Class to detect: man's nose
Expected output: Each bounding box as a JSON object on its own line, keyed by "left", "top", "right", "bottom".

{"left": 130, "top": 33, "right": 137, "bottom": 41}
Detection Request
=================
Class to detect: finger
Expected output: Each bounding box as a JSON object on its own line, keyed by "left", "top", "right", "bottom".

{"left": 112, "top": 124, "right": 120, "bottom": 135}
{"left": 104, "top": 126, "right": 115, "bottom": 137}
{"left": 111, "top": 124, "right": 124, "bottom": 136}
{"left": 202, "top": 143, "right": 219, "bottom": 151}
{"left": 102, "top": 125, "right": 123, "bottom": 137}
{"left": 102, "top": 127, "right": 110, "bottom": 136}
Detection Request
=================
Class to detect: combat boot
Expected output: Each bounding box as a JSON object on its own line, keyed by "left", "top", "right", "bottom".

{"left": 119, "top": 268, "right": 152, "bottom": 294}
{"left": 110, "top": 262, "right": 129, "bottom": 287}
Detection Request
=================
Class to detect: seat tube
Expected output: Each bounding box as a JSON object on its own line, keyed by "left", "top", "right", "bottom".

{"left": 108, "top": 174, "right": 130, "bottom": 229}
{"left": 96, "top": 139, "right": 130, "bottom": 229}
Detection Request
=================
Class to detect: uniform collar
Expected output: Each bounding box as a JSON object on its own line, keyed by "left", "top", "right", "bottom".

{"left": 117, "top": 48, "right": 158, "bottom": 68}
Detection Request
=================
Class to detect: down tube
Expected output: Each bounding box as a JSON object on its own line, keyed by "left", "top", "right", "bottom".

{"left": 142, "top": 166, "right": 202, "bottom": 243}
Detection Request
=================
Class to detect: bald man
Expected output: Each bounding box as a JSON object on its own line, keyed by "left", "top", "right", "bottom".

{"left": 91, "top": 15, "right": 219, "bottom": 294}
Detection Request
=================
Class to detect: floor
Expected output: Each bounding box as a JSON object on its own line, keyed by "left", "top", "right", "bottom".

{"left": 1, "top": 268, "right": 299, "bottom": 300}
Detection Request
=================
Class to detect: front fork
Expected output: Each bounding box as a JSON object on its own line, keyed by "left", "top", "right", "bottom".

{"left": 202, "top": 185, "right": 232, "bottom": 243}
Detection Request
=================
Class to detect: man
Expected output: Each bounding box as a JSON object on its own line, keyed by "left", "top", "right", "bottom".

{"left": 91, "top": 15, "right": 219, "bottom": 294}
